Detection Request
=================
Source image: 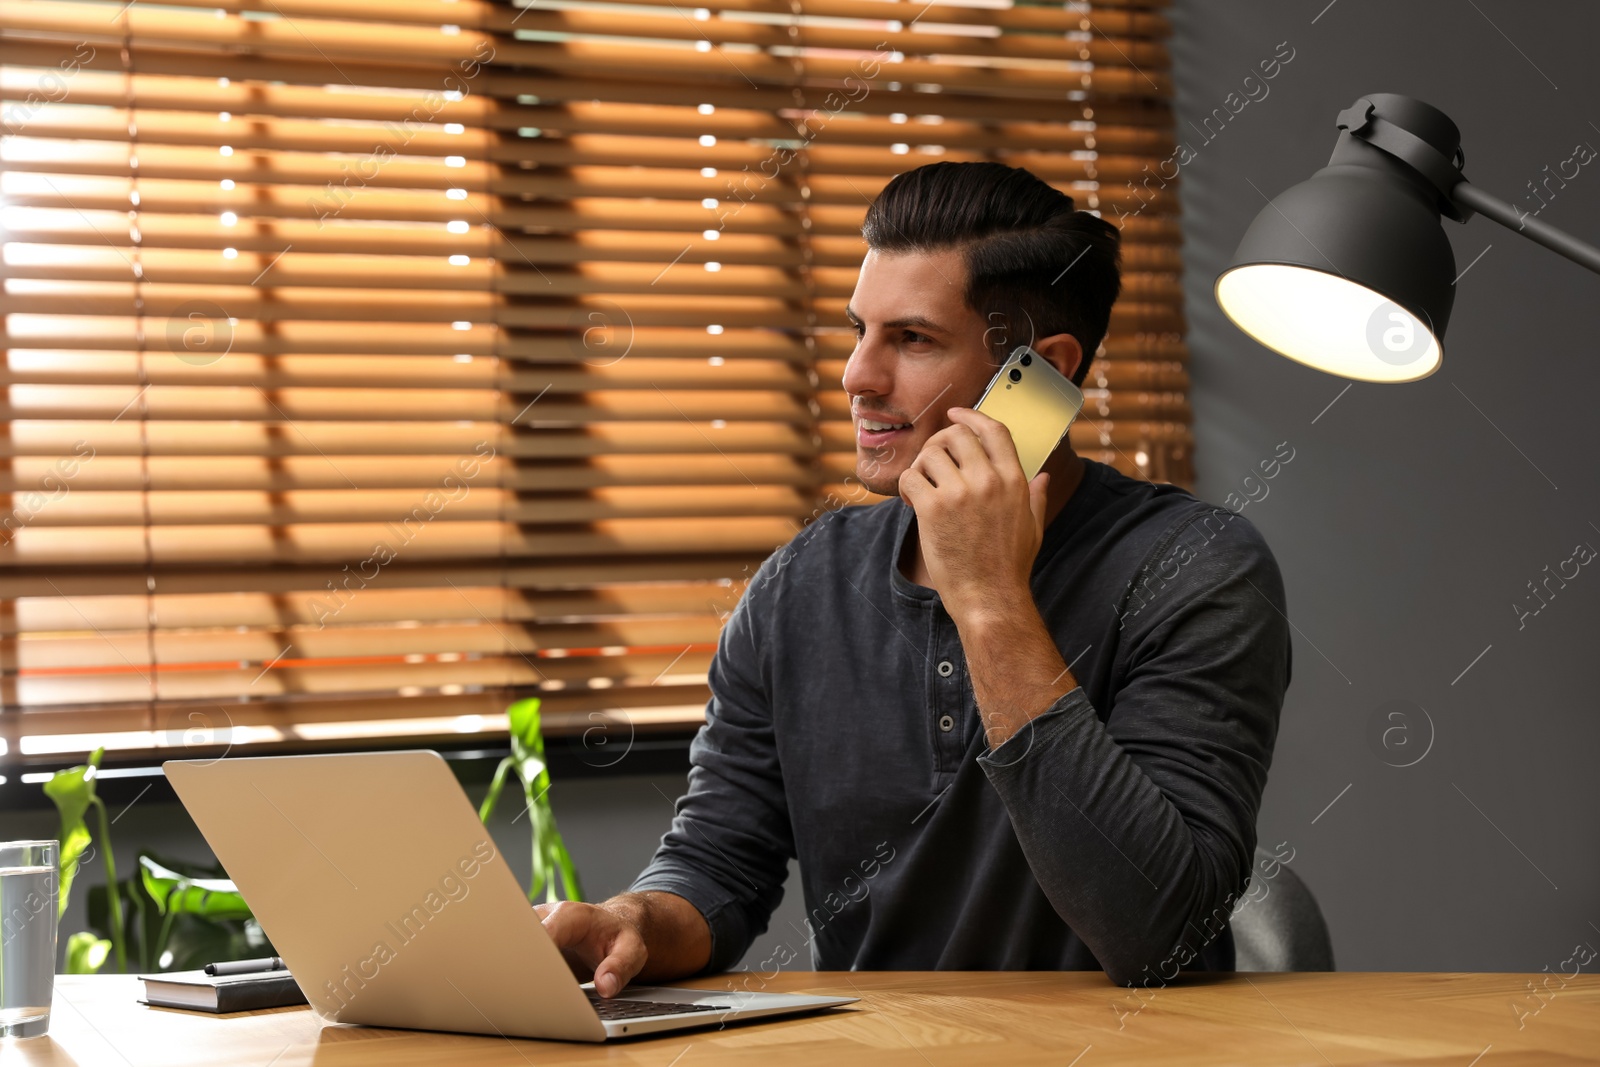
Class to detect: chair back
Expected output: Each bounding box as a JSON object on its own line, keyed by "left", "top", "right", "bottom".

{"left": 1231, "top": 845, "right": 1335, "bottom": 971}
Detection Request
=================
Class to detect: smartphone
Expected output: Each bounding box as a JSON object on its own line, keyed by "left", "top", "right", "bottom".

{"left": 971, "top": 345, "right": 1086, "bottom": 481}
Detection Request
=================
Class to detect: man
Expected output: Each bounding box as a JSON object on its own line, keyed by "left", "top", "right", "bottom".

{"left": 537, "top": 161, "right": 1292, "bottom": 993}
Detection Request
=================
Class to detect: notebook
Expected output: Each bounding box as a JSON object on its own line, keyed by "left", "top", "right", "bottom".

{"left": 138, "top": 969, "right": 309, "bottom": 1013}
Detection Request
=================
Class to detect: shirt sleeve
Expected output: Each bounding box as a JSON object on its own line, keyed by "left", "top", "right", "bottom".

{"left": 627, "top": 549, "right": 795, "bottom": 974}
{"left": 977, "top": 506, "right": 1290, "bottom": 987}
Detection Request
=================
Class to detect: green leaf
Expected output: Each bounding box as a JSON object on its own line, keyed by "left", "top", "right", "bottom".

{"left": 552, "top": 834, "right": 584, "bottom": 903}
{"left": 477, "top": 756, "right": 514, "bottom": 824}
{"left": 506, "top": 697, "right": 551, "bottom": 797}
{"left": 41, "top": 748, "right": 127, "bottom": 972}
{"left": 90, "top": 852, "right": 270, "bottom": 972}
{"left": 63, "top": 931, "right": 111, "bottom": 975}
{"left": 52, "top": 826, "right": 92, "bottom": 924}
{"left": 42, "top": 747, "right": 104, "bottom": 923}
{"left": 139, "top": 854, "right": 253, "bottom": 921}
{"left": 90, "top": 794, "right": 126, "bottom": 973}
{"left": 472, "top": 698, "right": 586, "bottom": 904}
{"left": 500, "top": 697, "right": 584, "bottom": 904}
{"left": 156, "top": 913, "right": 271, "bottom": 973}
{"left": 527, "top": 798, "right": 550, "bottom": 902}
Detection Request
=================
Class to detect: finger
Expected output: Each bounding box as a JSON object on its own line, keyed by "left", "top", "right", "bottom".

{"left": 537, "top": 903, "right": 601, "bottom": 981}
{"left": 1028, "top": 471, "right": 1050, "bottom": 534}
{"left": 913, "top": 438, "right": 965, "bottom": 490}
{"left": 947, "top": 407, "right": 1023, "bottom": 475}
{"left": 541, "top": 902, "right": 646, "bottom": 991}
{"left": 538, "top": 901, "right": 603, "bottom": 960}
{"left": 934, "top": 421, "right": 996, "bottom": 474}
{"left": 898, "top": 464, "right": 929, "bottom": 506}
{"left": 536, "top": 899, "right": 580, "bottom": 940}
{"left": 592, "top": 931, "right": 648, "bottom": 998}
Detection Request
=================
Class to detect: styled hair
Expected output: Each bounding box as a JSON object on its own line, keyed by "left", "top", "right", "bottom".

{"left": 861, "top": 161, "right": 1122, "bottom": 386}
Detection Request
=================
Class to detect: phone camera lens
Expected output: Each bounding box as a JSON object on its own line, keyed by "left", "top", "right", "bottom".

{"left": 1019, "top": 353, "right": 1032, "bottom": 366}
{"left": 1008, "top": 368, "right": 1023, "bottom": 383}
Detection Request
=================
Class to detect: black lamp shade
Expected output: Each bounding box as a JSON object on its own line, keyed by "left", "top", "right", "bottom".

{"left": 1215, "top": 111, "right": 1460, "bottom": 382}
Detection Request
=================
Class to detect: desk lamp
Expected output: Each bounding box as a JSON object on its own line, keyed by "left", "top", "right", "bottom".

{"left": 1214, "top": 92, "right": 1600, "bottom": 382}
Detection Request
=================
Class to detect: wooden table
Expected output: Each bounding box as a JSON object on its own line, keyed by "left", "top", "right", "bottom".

{"left": 11, "top": 972, "right": 1599, "bottom": 1065}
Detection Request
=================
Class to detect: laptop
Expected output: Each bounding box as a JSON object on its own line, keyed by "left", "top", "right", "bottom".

{"left": 163, "top": 750, "right": 856, "bottom": 1041}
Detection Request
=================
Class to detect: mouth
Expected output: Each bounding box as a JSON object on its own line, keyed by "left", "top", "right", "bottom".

{"left": 856, "top": 416, "right": 913, "bottom": 448}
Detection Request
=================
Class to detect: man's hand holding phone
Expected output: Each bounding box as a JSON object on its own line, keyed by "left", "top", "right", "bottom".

{"left": 898, "top": 404, "right": 1051, "bottom": 625}
{"left": 899, "top": 345, "right": 1082, "bottom": 624}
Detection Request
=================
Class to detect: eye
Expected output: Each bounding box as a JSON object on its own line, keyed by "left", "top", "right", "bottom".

{"left": 902, "top": 330, "right": 931, "bottom": 345}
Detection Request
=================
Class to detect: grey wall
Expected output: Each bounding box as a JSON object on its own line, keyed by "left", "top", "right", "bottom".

{"left": 1167, "top": 0, "right": 1600, "bottom": 971}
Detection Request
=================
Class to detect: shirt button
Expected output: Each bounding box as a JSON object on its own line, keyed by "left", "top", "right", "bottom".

{"left": 936, "top": 660, "right": 954, "bottom": 677}
{"left": 938, "top": 714, "right": 955, "bottom": 732}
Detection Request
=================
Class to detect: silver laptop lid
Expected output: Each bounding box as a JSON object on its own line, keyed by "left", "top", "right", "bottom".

{"left": 164, "top": 750, "right": 607, "bottom": 1042}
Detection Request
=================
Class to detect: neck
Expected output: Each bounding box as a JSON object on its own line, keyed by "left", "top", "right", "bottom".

{"left": 1039, "top": 446, "right": 1087, "bottom": 530}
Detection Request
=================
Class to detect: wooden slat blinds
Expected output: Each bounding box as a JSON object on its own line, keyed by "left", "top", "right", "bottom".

{"left": 0, "top": 0, "right": 1191, "bottom": 771}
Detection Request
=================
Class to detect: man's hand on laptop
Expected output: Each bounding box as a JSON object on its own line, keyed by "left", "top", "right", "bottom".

{"left": 535, "top": 891, "right": 711, "bottom": 998}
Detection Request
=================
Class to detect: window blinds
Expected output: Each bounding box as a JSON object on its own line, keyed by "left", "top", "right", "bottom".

{"left": 0, "top": 0, "right": 1190, "bottom": 771}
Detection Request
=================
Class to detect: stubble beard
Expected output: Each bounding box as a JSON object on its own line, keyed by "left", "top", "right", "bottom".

{"left": 856, "top": 445, "right": 907, "bottom": 499}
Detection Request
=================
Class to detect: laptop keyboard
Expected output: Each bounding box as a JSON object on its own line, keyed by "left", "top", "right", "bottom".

{"left": 585, "top": 991, "right": 734, "bottom": 1020}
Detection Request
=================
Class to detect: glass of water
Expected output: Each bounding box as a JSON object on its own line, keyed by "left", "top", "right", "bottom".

{"left": 0, "top": 840, "right": 58, "bottom": 1040}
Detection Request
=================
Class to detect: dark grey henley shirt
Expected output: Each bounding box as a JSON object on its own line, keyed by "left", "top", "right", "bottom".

{"left": 629, "top": 457, "right": 1292, "bottom": 987}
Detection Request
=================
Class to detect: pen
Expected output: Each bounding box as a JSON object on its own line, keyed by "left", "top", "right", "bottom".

{"left": 204, "top": 956, "right": 286, "bottom": 977}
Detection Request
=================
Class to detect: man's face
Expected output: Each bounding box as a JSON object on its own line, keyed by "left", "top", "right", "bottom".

{"left": 842, "top": 247, "right": 1001, "bottom": 498}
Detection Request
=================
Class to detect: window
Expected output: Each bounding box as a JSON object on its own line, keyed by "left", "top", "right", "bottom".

{"left": 0, "top": 0, "right": 1188, "bottom": 771}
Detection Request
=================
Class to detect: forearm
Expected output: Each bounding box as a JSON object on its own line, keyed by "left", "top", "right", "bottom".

{"left": 603, "top": 890, "right": 713, "bottom": 983}
{"left": 955, "top": 594, "right": 1080, "bottom": 750}
{"left": 979, "top": 688, "right": 1245, "bottom": 985}
{"left": 953, "top": 572, "right": 1280, "bottom": 991}
{"left": 956, "top": 598, "right": 1207, "bottom": 977}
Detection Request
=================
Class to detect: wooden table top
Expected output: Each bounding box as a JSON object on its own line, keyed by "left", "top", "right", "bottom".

{"left": 12, "top": 971, "right": 1599, "bottom": 1066}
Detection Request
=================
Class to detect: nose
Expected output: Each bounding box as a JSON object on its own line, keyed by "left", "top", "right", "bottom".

{"left": 841, "top": 330, "right": 893, "bottom": 409}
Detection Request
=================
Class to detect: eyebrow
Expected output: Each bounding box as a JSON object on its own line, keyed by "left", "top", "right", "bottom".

{"left": 844, "top": 305, "right": 949, "bottom": 335}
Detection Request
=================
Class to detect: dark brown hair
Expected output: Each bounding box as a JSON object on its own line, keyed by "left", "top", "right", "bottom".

{"left": 861, "top": 161, "right": 1122, "bottom": 386}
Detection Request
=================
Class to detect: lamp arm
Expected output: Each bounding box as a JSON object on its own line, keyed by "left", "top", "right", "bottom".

{"left": 1450, "top": 180, "right": 1600, "bottom": 277}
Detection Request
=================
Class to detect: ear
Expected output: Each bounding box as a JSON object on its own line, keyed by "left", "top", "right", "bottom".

{"left": 1034, "top": 332, "right": 1084, "bottom": 384}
